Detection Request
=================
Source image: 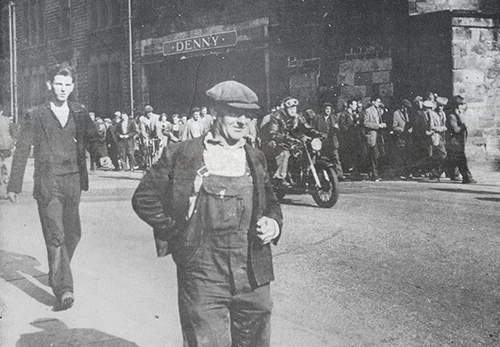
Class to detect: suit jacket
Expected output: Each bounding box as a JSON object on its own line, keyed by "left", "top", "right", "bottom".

{"left": 338, "top": 110, "right": 355, "bottom": 134}
{"left": 106, "top": 124, "right": 119, "bottom": 150}
{"left": 8, "top": 101, "right": 100, "bottom": 202}
{"left": 132, "top": 135, "right": 283, "bottom": 286}
{"left": 312, "top": 113, "right": 339, "bottom": 149}
{"left": 115, "top": 119, "right": 138, "bottom": 148}
{"left": 446, "top": 111, "right": 467, "bottom": 149}
{"left": 361, "top": 105, "right": 383, "bottom": 147}
{"left": 392, "top": 108, "right": 409, "bottom": 146}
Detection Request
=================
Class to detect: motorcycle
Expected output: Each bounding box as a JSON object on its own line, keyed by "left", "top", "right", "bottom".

{"left": 273, "top": 136, "right": 339, "bottom": 208}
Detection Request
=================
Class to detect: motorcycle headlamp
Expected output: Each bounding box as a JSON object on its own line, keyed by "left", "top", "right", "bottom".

{"left": 310, "top": 138, "right": 323, "bottom": 151}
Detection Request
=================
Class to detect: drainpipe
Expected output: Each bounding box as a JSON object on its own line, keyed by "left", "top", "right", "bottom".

{"left": 128, "top": 0, "right": 134, "bottom": 118}
{"left": 9, "top": 1, "right": 18, "bottom": 123}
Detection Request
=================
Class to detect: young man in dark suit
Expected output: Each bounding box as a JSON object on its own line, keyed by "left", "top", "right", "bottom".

{"left": 7, "top": 64, "right": 109, "bottom": 310}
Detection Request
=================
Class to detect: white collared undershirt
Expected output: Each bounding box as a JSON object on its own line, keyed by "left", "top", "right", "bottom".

{"left": 50, "top": 102, "right": 70, "bottom": 127}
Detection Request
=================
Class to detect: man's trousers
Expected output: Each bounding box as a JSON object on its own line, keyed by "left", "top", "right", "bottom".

{"left": 177, "top": 248, "right": 272, "bottom": 347}
{"left": 37, "top": 172, "right": 81, "bottom": 298}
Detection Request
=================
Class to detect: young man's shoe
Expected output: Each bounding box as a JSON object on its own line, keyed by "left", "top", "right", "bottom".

{"left": 55, "top": 292, "right": 74, "bottom": 311}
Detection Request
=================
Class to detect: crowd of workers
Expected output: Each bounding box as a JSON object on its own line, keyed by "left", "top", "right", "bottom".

{"left": 87, "top": 105, "right": 214, "bottom": 171}
{"left": 88, "top": 90, "right": 475, "bottom": 185}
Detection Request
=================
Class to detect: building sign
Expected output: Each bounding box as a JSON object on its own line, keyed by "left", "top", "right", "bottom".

{"left": 163, "top": 30, "right": 237, "bottom": 56}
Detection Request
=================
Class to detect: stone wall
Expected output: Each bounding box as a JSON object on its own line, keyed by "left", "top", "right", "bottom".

{"left": 405, "top": 11, "right": 453, "bottom": 99}
{"left": 337, "top": 48, "right": 393, "bottom": 108}
{"left": 452, "top": 16, "right": 500, "bottom": 160}
{"left": 409, "top": 0, "right": 500, "bottom": 15}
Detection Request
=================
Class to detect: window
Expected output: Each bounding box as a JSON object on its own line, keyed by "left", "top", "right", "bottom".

{"left": 60, "top": 0, "right": 70, "bottom": 38}
{"left": 110, "top": 0, "right": 121, "bottom": 26}
{"left": 1, "top": 8, "right": 9, "bottom": 58}
{"left": 21, "top": 67, "right": 46, "bottom": 109}
{"left": 90, "top": 0, "right": 121, "bottom": 30}
{"left": 90, "top": 0, "right": 98, "bottom": 28}
{"left": 21, "top": 1, "right": 45, "bottom": 46}
{"left": 88, "top": 60, "right": 122, "bottom": 116}
{"left": 109, "top": 62, "right": 122, "bottom": 112}
{"left": 34, "top": 1, "right": 44, "bottom": 43}
{"left": 98, "top": 0, "right": 109, "bottom": 28}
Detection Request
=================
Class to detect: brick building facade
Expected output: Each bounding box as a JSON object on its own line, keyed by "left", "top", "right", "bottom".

{"left": 0, "top": 0, "right": 127, "bottom": 118}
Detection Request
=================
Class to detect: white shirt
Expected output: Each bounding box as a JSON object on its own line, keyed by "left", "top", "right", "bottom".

{"left": 50, "top": 102, "right": 70, "bottom": 127}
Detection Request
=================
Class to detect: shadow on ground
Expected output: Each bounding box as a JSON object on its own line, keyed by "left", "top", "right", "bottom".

{"left": 279, "top": 197, "right": 323, "bottom": 208}
{"left": 0, "top": 250, "right": 55, "bottom": 307}
{"left": 430, "top": 188, "right": 500, "bottom": 195}
{"left": 17, "top": 318, "right": 139, "bottom": 347}
{"left": 476, "top": 197, "right": 500, "bottom": 203}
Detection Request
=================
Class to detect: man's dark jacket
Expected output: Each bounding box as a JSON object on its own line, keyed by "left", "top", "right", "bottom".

{"left": 8, "top": 101, "right": 100, "bottom": 202}
{"left": 312, "top": 113, "right": 340, "bottom": 149}
{"left": 132, "top": 135, "right": 283, "bottom": 286}
{"left": 115, "top": 118, "right": 138, "bottom": 148}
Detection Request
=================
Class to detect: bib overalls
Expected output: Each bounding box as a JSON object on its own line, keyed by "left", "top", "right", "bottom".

{"left": 176, "top": 170, "right": 272, "bottom": 347}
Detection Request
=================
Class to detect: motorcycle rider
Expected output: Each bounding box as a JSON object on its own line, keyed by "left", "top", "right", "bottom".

{"left": 262, "top": 97, "right": 321, "bottom": 187}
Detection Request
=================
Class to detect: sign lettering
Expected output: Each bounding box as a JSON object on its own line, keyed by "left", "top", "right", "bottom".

{"left": 163, "top": 31, "right": 237, "bottom": 56}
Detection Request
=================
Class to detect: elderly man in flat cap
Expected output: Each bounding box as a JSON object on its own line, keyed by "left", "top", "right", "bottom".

{"left": 132, "top": 80, "right": 283, "bottom": 346}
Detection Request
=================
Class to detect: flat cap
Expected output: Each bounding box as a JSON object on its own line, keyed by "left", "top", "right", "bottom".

{"left": 322, "top": 102, "right": 333, "bottom": 108}
{"left": 401, "top": 99, "right": 412, "bottom": 108}
{"left": 304, "top": 109, "right": 317, "bottom": 117}
{"left": 423, "top": 100, "right": 434, "bottom": 108}
{"left": 413, "top": 96, "right": 423, "bottom": 103}
{"left": 436, "top": 96, "right": 448, "bottom": 106}
{"left": 206, "top": 80, "right": 260, "bottom": 110}
{"left": 144, "top": 105, "right": 154, "bottom": 112}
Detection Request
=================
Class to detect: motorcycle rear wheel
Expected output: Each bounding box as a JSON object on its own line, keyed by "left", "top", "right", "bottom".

{"left": 311, "top": 167, "right": 339, "bottom": 208}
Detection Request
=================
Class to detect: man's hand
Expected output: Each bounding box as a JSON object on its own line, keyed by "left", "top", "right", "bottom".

{"left": 256, "top": 216, "right": 280, "bottom": 245}
{"left": 7, "top": 192, "right": 18, "bottom": 203}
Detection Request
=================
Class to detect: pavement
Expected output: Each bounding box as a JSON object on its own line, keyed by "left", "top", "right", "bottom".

{"left": 1, "top": 158, "right": 499, "bottom": 347}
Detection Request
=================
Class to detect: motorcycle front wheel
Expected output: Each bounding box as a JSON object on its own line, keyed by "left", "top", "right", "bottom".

{"left": 311, "top": 167, "right": 339, "bottom": 208}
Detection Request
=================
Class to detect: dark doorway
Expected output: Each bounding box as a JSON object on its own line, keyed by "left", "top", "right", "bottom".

{"left": 146, "top": 48, "right": 266, "bottom": 115}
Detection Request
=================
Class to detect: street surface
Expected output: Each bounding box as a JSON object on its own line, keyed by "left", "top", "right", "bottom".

{"left": 1, "top": 159, "right": 500, "bottom": 346}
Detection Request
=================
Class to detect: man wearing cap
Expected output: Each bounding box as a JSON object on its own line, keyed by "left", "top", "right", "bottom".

{"left": 408, "top": 96, "right": 431, "bottom": 176}
{"left": 200, "top": 106, "right": 214, "bottom": 132}
{"left": 182, "top": 107, "right": 205, "bottom": 141}
{"left": 338, "top": 99, "right": 359, "bottom": 174}
{"left": 105, "top": 115, "right": 121, "bottom": 170}
{"left": 138, "top": 105, "right": 160, "bottom": 168}
{"left": 427, "top": 97, "right": 448, "bottom": 180}
{"left": 360, "top": 96, "right": 387, "bottom": 181}
{"left": 392, "top": 99, "right": 413, "bottom": 178}
{"left": 132, "top": 80, "right": 282, "bottom": 346}
{"left": 445, "top": 95, "right": 476, "bottom": 183}
{"left": 312, "top": 102, "right": 343, "bottom": 179}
